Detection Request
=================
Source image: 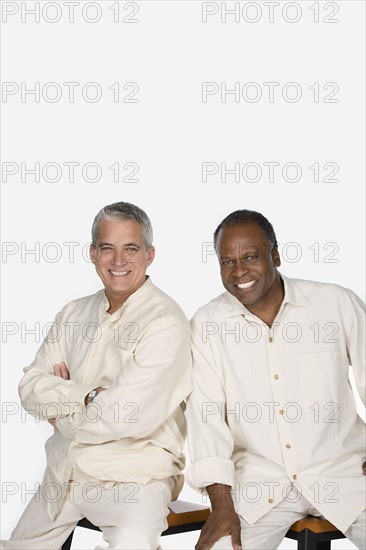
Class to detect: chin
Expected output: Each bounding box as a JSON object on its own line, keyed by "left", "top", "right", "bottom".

{"left": 235, "top": 292, "right": 258, "bottom": 304}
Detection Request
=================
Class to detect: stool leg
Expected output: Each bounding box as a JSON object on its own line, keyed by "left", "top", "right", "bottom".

{"left": 61, "top": 529, "right": 75, "bottom": 550}
{"left": 297, "top": 529, "right": 331, "bottom": 550}
{"left": 296, "top": 530, "right": 307, "bottom": 550}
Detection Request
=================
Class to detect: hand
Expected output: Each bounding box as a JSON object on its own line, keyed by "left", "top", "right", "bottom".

{"left": 195, "top": 484, "right": 241, "bottom": 550}
{"left": 195, "top": 509, "right": 241, "bottom": 550}
{"left": 52, "top": 362, "right": 70, "bottom": 380}
{"left": 48, "top": 418, "right": 59, "bottom": 431}
{"left": 363, "top": 461, "right": 366, "bottom": 475}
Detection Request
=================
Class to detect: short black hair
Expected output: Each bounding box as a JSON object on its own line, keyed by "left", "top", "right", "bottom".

{"left": 213, "top": 210, "right": 278, "bottom": 250}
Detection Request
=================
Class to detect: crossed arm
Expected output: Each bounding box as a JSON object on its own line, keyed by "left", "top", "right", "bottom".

{"left": 21, "top": 314, "right": 192, "bottom": 443}
{"left": 47, "top": 362, "right": 105, "bottom": 430}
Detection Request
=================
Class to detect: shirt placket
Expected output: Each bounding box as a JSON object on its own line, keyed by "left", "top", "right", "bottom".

{"left": 267, "top": 309, "right": 300, "bottom": 495}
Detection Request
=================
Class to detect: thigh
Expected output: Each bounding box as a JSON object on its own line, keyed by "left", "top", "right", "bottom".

{"left": 77, "top": 479, "right": 173, "bottom": 550}
{"left": 212, "top": 492, "right": 311, "bottom": 550}
{"left": 1, "top": 484, "right": 82, "bottom": 550}
{"left": 343, "top": 509, "right": 366, "bottom": 550}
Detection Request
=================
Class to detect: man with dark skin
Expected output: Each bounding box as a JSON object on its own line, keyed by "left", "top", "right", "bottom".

{"left": 187, "top": 210, "right": 366, "bottom": 550}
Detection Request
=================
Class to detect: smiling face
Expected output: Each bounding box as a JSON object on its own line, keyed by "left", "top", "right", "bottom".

{"left": 90, "top": 218, "right": 155, "bottom": 313}
{"left": 217, "top": 222, "right": 283, "bottom": 318}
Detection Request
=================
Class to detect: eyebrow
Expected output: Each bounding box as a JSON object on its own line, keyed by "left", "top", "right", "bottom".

{"left": 97, "top": 241, "right": 140, "bottom": 247}
{"left": 219, "top": 245, "right": 260, "bottom": 255}
{"left": 219, "top": 251, "right": 237, "bottom": 257}
{"left": 219, "top": 249, "right": 259, "bottom": 260}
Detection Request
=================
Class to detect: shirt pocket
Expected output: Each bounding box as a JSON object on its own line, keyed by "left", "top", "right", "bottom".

{"left": 299, "top": 350, "right": 348, "bottom": 400}
{"left": 111, "top": 321, "right": 140, "bottom": 353}
{"left": 95, "top": 343, "right": 135, "bottom": 388}
{"left": 300, "top": 350, "right": 346, "bottom": 364}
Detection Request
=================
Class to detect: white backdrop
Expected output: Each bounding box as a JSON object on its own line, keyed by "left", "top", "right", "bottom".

{"left": 1, "top": 1, "right": 365, "bottom": 548}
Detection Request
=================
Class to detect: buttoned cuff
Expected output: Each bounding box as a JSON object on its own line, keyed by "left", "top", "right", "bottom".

{"left": 56, "top": 384, "right": 96, "bottom": 439}
{"left": 187, "top": 457, "right": 235, "bottom": 492}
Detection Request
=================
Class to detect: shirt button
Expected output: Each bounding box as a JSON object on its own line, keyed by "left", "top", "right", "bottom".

{"left": 268, "top": 498, "right": 274, "bottom": 503}
{"left": 292, "top": 474, "right": 297, "bottom": 480}
{"left": 269, "top": 336, "right": 273, "bottom": 343}
{"left": 279, "top": 409, "right": 284, "bottom": 415}
{"left": 274, "top": 374, "right": 279, "bottom": 380}
{"left": 285, "top": 444, "right": 291, "bottom": 449}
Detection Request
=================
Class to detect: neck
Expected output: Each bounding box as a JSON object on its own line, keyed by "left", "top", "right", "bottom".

{"left": 105, "top": 276, "right": 149, "bottom": 314}
{"left": 107, "top": 299, "right": 125, "bottom": 315}
{"left": 245, "top": 275, "right": 284, "bottom": 327}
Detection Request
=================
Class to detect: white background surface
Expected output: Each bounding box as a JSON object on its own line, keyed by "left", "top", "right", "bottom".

{"left": 1, "top": 1, "right": 365, "bottom": 548}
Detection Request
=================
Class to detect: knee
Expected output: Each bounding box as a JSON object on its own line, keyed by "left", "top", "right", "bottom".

{"left": 100, "top": 528, "right": 160, "bottom": 550}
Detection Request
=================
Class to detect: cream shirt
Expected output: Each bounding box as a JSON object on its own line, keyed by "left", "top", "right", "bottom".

{"left": 19, "top": 278, "right": 192, "bottom": 519}
{"left": 187, "top": 276, "right": 365, "bottom": 532}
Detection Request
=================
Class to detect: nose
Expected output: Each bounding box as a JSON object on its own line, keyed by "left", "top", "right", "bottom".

{"left": 113, "top": 246, "right": 128, "bottom": 266}
{"left": 232, "top": 261, "right": 250, "bottom": 278}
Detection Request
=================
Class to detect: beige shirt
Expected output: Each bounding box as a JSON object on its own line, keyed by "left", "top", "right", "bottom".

{"left": 19, "top": 278, "right": 192, "bottom": 519}
{"left": 187, "top": 276, "right": 365, "bottom": 532}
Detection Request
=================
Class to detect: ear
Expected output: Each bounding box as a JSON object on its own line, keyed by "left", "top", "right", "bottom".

{"left": 90, "top": 244, "right": 98, "bottom": 264}
{"left": 146, "top": 246, "right": 155, "bottom": 267}
{"left": 272, "top": 247, "right": 281, "bottom": 268}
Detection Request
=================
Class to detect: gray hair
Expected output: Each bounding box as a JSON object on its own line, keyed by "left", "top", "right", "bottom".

{"left": 91, "top": 202, "right": 153, "bottom": 248}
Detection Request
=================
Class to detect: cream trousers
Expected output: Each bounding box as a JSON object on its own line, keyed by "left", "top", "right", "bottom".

{"left": 211, "top": 488, "right": 365, "bottom": 550}
{"left": 1, "top": 475, "right": 174, "bottom": 550}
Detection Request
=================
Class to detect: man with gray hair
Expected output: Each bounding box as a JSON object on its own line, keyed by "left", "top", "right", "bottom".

{"left": 2, "top": 202, "right": 192, "bottom": 550}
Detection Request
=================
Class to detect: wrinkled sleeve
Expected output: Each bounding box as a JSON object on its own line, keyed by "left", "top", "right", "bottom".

{"left": 345, "top": 289, "right": 366, "bottom": 407}
{"left": 58, "top": 315, "right": 192, "bottom": 444}
{"left": 18, "top": 309, "right": 95, "bottom": 420}
{"left": 186, "top": 311, "right": 235, "bottom": 493}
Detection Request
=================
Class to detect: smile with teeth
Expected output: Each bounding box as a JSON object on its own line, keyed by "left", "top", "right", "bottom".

{"left": 109, "top": 270, "right": 130, "bottom": 276}
{"left": 237, "top": 280, "right": 256, "bottom": 289}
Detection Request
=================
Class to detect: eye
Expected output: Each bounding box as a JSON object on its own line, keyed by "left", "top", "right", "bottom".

{"left": 100, "top": 245, "right": 113, "bottom": 251}
{"left": 221, "top": 259, "right": 235, "bottom": 265}
{"left": 244, "top": 254, "right": 258, "bottom": 262}
{"left": 125, "top": 246, "right": 139, "bottom": 253}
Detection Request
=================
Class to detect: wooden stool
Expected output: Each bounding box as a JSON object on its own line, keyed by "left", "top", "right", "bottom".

{"left": 61, "top": 500, "right": 211, "bottom": 549}
{"left": 285, "top": 516, "right": 346, "bottom": 550}
{"left": 61, "top": 506, "right": 346, "bottom": 550}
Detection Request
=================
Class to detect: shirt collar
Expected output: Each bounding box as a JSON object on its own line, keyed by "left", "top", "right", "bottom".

{"left": 100, "top": 276, "right": 153, "bottom": 315}
{"left": 213, "top": 273, "right": 311, "bottom": 319}
{"left": 281, "top": 275, "right": 311, "bottom": 307}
